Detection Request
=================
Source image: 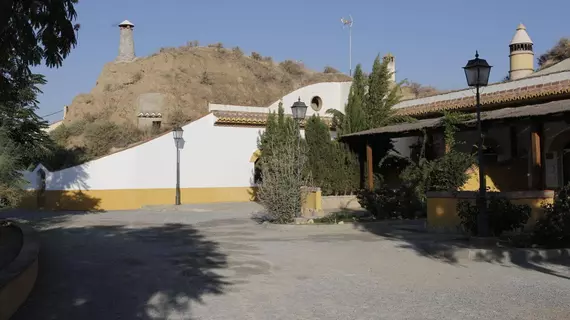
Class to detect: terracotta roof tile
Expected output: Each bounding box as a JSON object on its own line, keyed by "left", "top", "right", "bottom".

{"left": 396, "top": 79, "right": 570, "bottom": 117}
{"left": 212, "top": 110, "right": 334, "bottom": 127}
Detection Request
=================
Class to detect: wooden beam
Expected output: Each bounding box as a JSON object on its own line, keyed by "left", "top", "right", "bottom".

{"left": 366, "top": 142, "right": 374, "bottom": 191}
{"left": 530, "top": 122, "right": 544, "bottom": 190}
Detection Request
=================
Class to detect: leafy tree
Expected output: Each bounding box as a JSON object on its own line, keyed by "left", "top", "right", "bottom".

{"left": 0, "top": 129, "right": 25, "bottom": 206}
{"left": 1, "top": 0, "right": 79, "bottom": 87}
{"left": 0, "top": 0, "right": 79, "bottom": 205}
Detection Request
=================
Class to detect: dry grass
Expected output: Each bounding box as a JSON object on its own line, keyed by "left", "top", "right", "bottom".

{"left": 64, "top": 46, "right": 350, "bottom": 125}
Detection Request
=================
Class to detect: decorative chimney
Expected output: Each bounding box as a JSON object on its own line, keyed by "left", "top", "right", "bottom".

{"left": 116, "top": 20, "right": 135, "bottom": 62}
{"left": 509, "top": 23, "right": 534, "bottom": 80}
{"left": 383, "top": 53, "right": 396, "bottom": 82}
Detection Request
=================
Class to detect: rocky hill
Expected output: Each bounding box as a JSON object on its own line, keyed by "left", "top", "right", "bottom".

{"left": 64, "top": 44, "right": 351, "bottom": 126}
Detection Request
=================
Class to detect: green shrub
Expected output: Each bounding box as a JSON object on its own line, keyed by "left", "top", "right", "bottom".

{"left": 457, "top": 196, "right": 531, "bottom": 236}
{"left": 357, "top": 186, "right": 423, "bottom": 220}
{"left": 257, "top": 130, "right": 309, "bottom": 224}
{"left": 533, "top": 185, "right": 570, "bottom": 247}
{"left": 428, "top": 150, "right": 475, "bottom": 191}
{"left": 83, "top": 120, "right": 142, "bottom": 159}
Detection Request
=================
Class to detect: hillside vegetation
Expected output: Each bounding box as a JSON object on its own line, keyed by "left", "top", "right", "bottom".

{"left": 63, "top": 43, "right": 350, "bottom": 125}
{"left": 538, "top": 38, "right": 570, "bottom": 69}
{"left": 50, "top": 43, "right": 350, "bottom": 167}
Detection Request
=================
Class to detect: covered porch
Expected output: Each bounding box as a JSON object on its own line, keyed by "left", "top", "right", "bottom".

{"left": 342, "top": 99, "right": 570, "bottom": 231}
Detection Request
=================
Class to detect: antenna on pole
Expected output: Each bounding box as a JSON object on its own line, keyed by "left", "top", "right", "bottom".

{"left": 341, "top": 15, "right": 354, "bottom": 76}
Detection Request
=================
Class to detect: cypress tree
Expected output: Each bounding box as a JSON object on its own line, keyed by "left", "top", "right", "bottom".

{"left": 342, "top": 64, "right": 368, "bottom": 135}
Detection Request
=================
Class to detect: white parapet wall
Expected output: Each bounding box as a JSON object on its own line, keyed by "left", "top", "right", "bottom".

{"left": 21, "top": 113, "right": 267, "bottom": 210}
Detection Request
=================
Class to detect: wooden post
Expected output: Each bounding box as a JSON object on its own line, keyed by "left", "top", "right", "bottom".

{"left": 358, "top": 142, "right": 366, "bottom": 189}
{"left": 530, "top": 122, "right": 543, "bottom": 190}
{"left": 366, "top": 142, "right": 373, "bottom": 190}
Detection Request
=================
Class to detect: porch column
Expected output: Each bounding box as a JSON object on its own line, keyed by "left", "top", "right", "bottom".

{"left": 366, "top": 142, "right": 374, "bottom": 190}
{"left": 530, "top": 122, "right": 544, "bottom": 190}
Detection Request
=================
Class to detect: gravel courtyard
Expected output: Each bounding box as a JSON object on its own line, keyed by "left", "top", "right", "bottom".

{"left": 3, "top": 203, "right": 569, "bottom": 320}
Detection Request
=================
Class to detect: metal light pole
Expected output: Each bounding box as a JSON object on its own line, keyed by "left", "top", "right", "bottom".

{"left": 463, "top": 51, "right": 492, "bottom": 237}
{"left": 341, "top": 16, "right": 354, "bottom": 76}
{"left": 291, "top": 97, "right": 308, "bottom": 199}
{"left": 172, "top": 126, "right": 184, "bottom": 205}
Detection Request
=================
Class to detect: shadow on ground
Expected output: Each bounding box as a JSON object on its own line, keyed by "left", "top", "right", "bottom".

{"left": 10, "top": 217, "right": 230, "bottom": 320}
{"left": 354, "top": 220, "right": 570, "bottom": 279}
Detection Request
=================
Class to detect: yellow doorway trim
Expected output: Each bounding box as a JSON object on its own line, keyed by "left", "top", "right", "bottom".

{"left": 250, "top": 149, "right": 261, "bottom": 163}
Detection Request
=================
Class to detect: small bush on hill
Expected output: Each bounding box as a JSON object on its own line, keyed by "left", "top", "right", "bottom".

{"left": 279, "top": 60, "right": 304, "bottom": 76}
{"left": 533, "top": 185, "right": 570, "bottom": 247}
{"left": 187, "top": 40, "right": 199, "bottom": 47}
{"left": 323, "top": 66, "right": 340, "bottom": 74}
{"left": 208, "top": 42, "right": 224, "bottom": 50}
{"left": 251, "top": 52, "right": 262, "bottom": 61}
{"left": 200, "top": 71, "right": 213, "bottom": 85}
{"left": 232, "top": 46, "right": 243, "bottom": 57}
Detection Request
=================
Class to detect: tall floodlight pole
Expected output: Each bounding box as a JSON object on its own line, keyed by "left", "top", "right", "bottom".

{"left": 341, "top": 15, "right": 354, "bottom": 76}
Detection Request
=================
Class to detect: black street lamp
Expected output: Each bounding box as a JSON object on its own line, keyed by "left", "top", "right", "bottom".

{"left": 172, "top": 126, "right": 184, "bottom": 205}
{"left": 291, "top": 97, "right": 308, "bottom": 215}
{"left": 463, "top": 51, "right": 492, "bottom": 237}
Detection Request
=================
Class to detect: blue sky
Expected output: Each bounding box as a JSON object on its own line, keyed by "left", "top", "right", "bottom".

{"left": 35, "top": 0, "right": 570, "bottom": 123}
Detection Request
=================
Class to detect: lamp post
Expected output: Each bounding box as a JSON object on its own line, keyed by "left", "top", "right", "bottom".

{"left": 172, "top": 126, "right": 184, "bottom": 205}
{"left": 291, "top": 98, "right": 308, "bottom": 206}
{"left": 463, "top": 51, "right": 492, "bottom": 237}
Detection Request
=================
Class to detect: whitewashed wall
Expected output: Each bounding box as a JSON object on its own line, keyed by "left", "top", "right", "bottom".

{"left": 25, "top": 114, "right": 309, "bottom": 191}
{"left": 266, "top": 82, "right": 352, "bottom": 117}
{"left": 209, "top": 82, "right": 352, "bottom": 116}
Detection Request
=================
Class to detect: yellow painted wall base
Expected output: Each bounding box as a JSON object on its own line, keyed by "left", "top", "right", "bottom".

{"left": 427, "top": 191, "right": 554, "bottom": 232}
{"left": 19, "top": 187, "right": 256, "bottom": 211}
{"left": 301, "top": 187, "right": 323, "bottom": 217}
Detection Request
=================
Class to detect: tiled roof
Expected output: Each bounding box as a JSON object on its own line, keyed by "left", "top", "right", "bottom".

{"left": 394, "top": 77, "right": 570, "bottom": 117}
{"left": 213, "top": 111, "right": 333, "bottom": 127}
{"left": 343, "top": 99, "right": 570, "bottom": 138}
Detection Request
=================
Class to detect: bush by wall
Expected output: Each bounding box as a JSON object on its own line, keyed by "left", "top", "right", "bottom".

{"left": 533, "top": 185, "right": 570, "bottom": 247}
{"left": 457, "top": 196, "right": 531, "bottom": 236}
{"left": 357, "top": 186, "right": 423, "bottom": 220}
{"left": 305, "top": 115, "right": 359, "bottom": 196}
